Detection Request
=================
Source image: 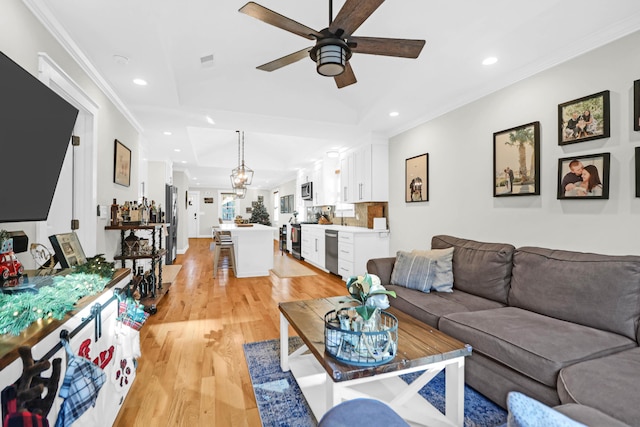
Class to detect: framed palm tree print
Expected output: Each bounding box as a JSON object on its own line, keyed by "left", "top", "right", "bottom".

{"left": 493, "top": 121, "right": 541, "bottom": 197}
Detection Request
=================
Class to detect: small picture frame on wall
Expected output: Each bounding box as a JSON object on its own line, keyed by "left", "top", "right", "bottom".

{"left": 558, "top": 90, "right": 610, "bottom": 145}
{"left": 493, "top": 121, "right": 540, "bottom": 197}
{"left": 113, "top": 139, "right": 131, "bottom": 187}
{"left": 405, "top": 153, "right": 428, "bottom": 202}
{"left": 634, "top": 79, "right": 640, "bottom": 131}
{"left": 635, "top": 147, "right": 640, "bottom": 197}
{"left": 557, "top": 153, "right": 610, "bottom": 199}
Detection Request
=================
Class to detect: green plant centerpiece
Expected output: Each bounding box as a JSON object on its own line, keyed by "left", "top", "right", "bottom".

{"left": 324, "top": 273, "right": 399, "bottom": 366}
{"left": 344, "top": 273, "right": 396, "bottom": 323}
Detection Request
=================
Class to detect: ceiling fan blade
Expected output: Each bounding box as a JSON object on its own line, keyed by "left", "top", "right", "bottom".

{"left": 329, "top": 0, "right": 385, "bottom": 38}
{"left": 239, "top": 2, "right": 323, "bottom": 40}
{"left": 257, "top": 47, "right": 312, "bottom": 72}
{"left": 349, "top": 36, "right": 425, "bottom": 58}
{"left": 334, "top": 62, "right": 357, "bottom": 88}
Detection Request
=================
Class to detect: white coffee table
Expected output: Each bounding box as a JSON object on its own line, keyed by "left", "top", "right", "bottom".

{"left": 279, "top": 297, "right": 472, "bottom": 426}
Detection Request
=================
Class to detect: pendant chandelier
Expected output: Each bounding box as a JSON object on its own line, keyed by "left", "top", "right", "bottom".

{"left": 230, "top": 130, "right": 254, "bottom": 193}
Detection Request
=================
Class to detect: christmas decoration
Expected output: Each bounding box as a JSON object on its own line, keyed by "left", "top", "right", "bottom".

{"left": 72, "top": 254, "right": 115, "bottom": 278}
{"left": 0, "top": 273, "right": 111, "bottom": 335}
{"left": 249, "top": 200, "right": 271, "bottom": 226}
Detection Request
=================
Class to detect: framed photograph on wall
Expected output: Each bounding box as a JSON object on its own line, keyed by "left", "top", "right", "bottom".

{"left": 634, "top": 80, "right": 640, "bottom": 131}
{"left": 636, "top": 147, "right": 640, "bottom": 197}
{"left": 405, "top": 153, "right": 428, "bottom": 202}
{"left": 49, "top": 231, "right": 87, "bottom": 268}
{"left": 558, "top": 90, "right": 610, "bottom": 145}
{"left": 557, "top": 153, "right": 610, "bottom": 199}
{"left": 493, "top": 121, "right": 540, "bottom": 197}
{"left": 113, "top": 139, "right": 131, "bottom": 186}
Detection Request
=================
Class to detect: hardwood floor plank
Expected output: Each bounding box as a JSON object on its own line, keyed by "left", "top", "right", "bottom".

{"left": 113, "top": 238, "right": 347, "bottom": 426}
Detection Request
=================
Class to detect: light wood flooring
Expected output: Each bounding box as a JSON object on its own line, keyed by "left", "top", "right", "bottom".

{"left": 113, "top": 237, "right": 346, "bottom": 427}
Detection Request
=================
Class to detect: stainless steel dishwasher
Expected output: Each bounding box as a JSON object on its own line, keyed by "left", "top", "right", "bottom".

{"left": 325, "top": 229, "right": 339, "bottom": 275}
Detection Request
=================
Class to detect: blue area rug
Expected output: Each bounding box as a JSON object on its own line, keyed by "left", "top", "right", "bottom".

{"left": 244, "top": 337, "right": 507, "bottom": 427}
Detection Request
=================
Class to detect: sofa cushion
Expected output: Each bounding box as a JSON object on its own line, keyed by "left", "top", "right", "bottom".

{"left": 509, "top": 247, "right": 640, "bottom": 341}
{"left": 387, "top": 285, "right": 505, "bottom": 328}
{"left": 411, "top": 247, "right": 454, "bottom": 292}
{"left": 557, "top": 347, "right": 640, "bottom": 427}
{"left": 390, "top": 251, "right": 436, "bottom": 293}
{"left": 506, "top": 392, "right": 586, "bottom": 427}
{"left": 440, "top": 307, "right": 637, "bottom": 387}
{"left": 431, "top": 235, "right": 515, "bottom": 304}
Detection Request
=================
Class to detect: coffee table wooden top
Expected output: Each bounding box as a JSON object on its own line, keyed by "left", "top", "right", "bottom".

{"left": 279, "top": 296, "right": 472, "bottom": 382}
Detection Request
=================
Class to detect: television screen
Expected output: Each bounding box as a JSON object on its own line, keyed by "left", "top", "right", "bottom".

{"left": 0, "top": 51, "right": 79, "bottom": 222}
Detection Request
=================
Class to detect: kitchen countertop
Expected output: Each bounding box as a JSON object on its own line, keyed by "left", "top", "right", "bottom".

{"left": 298, "top": 223, "right": 389, "bottom": 233}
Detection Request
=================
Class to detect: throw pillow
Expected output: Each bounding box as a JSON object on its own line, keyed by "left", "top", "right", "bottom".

{"left": 411, "top": 247, "right": 454, "bottom": 292}
{"left": 506, "top": 392, "right": 587, "bottom": 427}
{"left": 390, "top": 251, "right": 436, "bottom": 293}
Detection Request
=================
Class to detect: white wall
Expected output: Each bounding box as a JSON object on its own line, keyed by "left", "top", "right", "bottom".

{"left": 388, "top": 30, "right": 640, "bottom": 256}
{"left": 0, "top": 0, "right": 140, "bottom": 263}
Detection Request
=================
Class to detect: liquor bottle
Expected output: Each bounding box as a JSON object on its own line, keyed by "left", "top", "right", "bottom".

{"left": 110, "top": 198, "right": 119, "bottom": 226}
{"left": 123, "top": 201, "right": 130, "bottom": 222}
{"left": 141, "top": 198, "right": 149, "bottom": 225}
{"left": 149, "top": 200, "right": 157, "bottom": 223}
{"left": 130, "top": 201, "right": 139, "bottom": 223}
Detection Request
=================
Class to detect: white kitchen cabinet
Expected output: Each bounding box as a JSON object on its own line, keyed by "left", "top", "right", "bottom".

{"left": 301, "top": 225, "right": 326, "bottom": 270}
{"left": 340, "top": 144, "right": 388, "bottom": 203}
{"left": 338, "top": 229, "right": 390, "bottom": 281}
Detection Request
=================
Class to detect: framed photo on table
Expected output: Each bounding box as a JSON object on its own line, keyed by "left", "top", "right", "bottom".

{"left": 558, "top": 90, "right": 610, "bottom": 145}
{"left": 557, "top": 153, "right": 610, "bottom": 199}
{"left": 405, "top": 153, "right": 428, "bottom": 202}
{"left": 493, "top": 121, "right": 540, "bottom": 197}
{"left": 49, "top": 231, "right": 87, "bottom": 268}
{"left": 113, "top": 139, "right": 131, "bottom": 186}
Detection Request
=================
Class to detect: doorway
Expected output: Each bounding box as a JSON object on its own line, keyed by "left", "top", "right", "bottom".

{"left": 187, "top": 191, "right": 200, "bottom": 237}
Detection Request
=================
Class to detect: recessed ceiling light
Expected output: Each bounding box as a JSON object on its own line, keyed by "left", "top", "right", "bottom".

{"left": 163, "top": 131, "right": 172, "bottom": 135}
{"left": 206, "top": 116, "right": 215, "bottom": 125}
{"left": 133, "top": 78, "right": 148, "bottom": 86}
{"left": 482, "top": 57, "right": 498, "bottom": 66}
{"left": 181, "top": 160, "right": 187, "bottom": 164}
{"left": 113, "top": 54, "right": 129, "bottom": 65}
{"left": 327, "top": 151, "right": 339, "bottom": 158}
{"left": 174, "top": 148, "right": 181, "bottom": 152}
{"left": 389, "top": 111, "right": 399, "bottom": 117}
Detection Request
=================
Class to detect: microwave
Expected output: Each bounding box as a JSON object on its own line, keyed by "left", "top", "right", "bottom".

{"left": 301, "top": 182, "right": 313, "bottom": 200}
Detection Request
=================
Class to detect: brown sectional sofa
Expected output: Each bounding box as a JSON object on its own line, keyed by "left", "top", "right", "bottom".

{"left": 366, "top": 235, "right": 640, "bottom": 426}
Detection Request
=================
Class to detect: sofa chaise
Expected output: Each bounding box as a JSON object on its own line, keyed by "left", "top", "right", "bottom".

{"left": 366, "top": 235, "right": 640, "bottom": 426}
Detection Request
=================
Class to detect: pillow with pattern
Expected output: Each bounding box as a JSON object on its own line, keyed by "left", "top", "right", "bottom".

{"left": 411, "top": 247, "right": 454, "bottom": 292}
{"left": 390, "top": 250, "right": 436, "bottom": 293}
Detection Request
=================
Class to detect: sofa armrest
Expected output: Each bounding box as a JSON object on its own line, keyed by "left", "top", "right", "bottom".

{"left": 366, "top": 257, "right": 396, "bottom": 287}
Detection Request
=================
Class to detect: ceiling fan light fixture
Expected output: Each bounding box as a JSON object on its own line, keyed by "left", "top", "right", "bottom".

{"left": 310, "top": 37, "right": 351, "bottom": 77}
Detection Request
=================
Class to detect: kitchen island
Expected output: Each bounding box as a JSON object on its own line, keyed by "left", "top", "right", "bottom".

{"left": 219, "top": 223, "right": 277, "bottom": 278}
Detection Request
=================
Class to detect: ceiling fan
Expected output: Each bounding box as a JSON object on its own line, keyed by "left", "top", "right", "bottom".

{"left": 238, "top": 0, "right": 425, "bottom": 88}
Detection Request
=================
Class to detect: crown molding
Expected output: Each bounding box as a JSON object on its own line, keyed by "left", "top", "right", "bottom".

{"left": 21, "top": 0, "right": 144, "bottom": 133}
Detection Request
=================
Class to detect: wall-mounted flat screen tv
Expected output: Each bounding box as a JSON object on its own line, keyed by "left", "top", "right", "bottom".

{"left": 0, "top": 51, "right": 79, "bottom": 223}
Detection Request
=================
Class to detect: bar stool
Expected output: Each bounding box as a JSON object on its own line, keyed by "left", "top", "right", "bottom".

{"left": 213, "top": 228, "right": 236, "bottom": 278}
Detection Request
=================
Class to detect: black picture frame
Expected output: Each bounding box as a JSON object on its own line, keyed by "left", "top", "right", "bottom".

{"left": 557, "top": 153, "right": 610, "bottom": 199}
{"left": 280, "top": 194, "right": 293, "bottom": 213}
{"left": 493, "top": 121, "right": 541, "bottom": 197}
{"left": 634, "top": 80, "right": 640, "bottom": 132}
{"left": 636, "top": 147, "right": 640, "bottom": 197}
{"left": 558, "top": 90, "right": 610, "bottom": 145}
{"left": 49, "top": 231, "right": 87, "bottom": 268}
{"left": 113, "top": 139, "right": 131, "bottom": 186}
{"left": 405, "top": 153, "right": 428, "bottom": 202}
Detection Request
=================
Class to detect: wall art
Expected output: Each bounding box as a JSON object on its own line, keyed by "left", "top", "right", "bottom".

{"left": 558, "top": 90, "right": 610, "bottom": 145}
{"left": 634, "top": 80, "right": 640, "bottom": 131}
{"left": 405, "top": 153, "right": 428, "bottom": 202}
{"left": 557, "top": 153, "right": 610, "bottom": 199}
{"left": 493, "top": 121, "right": 540, "bottom": 197}
{"left": 113, "top": 139, "right": 131, "bottom": 187}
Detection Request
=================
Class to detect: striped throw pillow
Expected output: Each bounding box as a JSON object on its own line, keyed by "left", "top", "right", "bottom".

{"left": 390, "top": 250, "right": 436, "bottom": 293}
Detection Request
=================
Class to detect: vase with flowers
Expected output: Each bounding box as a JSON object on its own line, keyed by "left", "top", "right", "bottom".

{"left": 324, "top": 273, "right": 399, "bottom": 366}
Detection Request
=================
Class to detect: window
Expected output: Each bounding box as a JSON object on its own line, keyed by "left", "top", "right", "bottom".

{"left": 221, "top": 193, "right": 236, "bottom": 221}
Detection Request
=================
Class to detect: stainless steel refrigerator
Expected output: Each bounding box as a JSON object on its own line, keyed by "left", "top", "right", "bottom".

{"left": 165, "top": 184, "right": 178, "bottom": 265}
